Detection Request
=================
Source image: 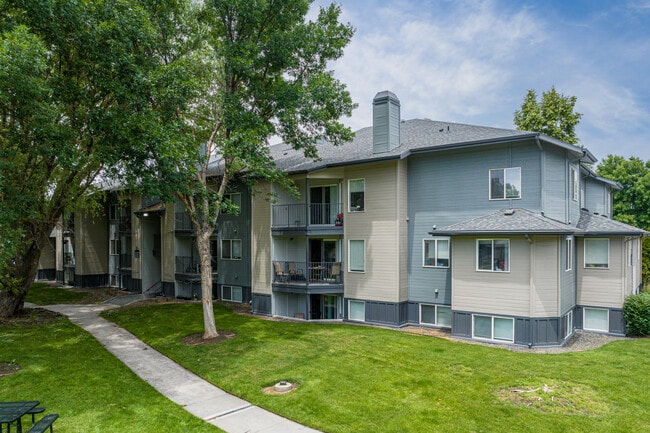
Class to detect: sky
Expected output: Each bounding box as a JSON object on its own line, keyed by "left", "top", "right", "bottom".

{"left": 308, "top": 0, "right": 650, "bottom": 164}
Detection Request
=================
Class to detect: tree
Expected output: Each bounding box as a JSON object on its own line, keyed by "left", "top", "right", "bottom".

{"left": 132, "top": 0, "right": 356, "bottom": 339}
{"left": 597, "top": 155, "right": 650, "bottom": 285}
{"left": 513, "top": 87, "right": 582, "bottom": 144}
{"left": 0, "top": 0, "right": 193, "bottom": 317}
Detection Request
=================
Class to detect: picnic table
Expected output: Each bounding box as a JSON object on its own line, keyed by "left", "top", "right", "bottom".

{"left": 0, "top": 401, "right": 39, "bottom": 433}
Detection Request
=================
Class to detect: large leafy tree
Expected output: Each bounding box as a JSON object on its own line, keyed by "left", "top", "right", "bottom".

{"left": 0, "top": 0, "right": 193, "bottom": 317}
{"left": 133, "top": 0, "right": 356, "bottom": 338}
{"left": 597, "top": 155, "right": 650, "bottom": 285}
{"left": 513, "top": 87, "right": 582, "bottom": 144}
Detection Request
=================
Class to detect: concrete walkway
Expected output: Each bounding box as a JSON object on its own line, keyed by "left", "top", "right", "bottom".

{"left": 42, "top": 304, "right": 321, "bottom": 433}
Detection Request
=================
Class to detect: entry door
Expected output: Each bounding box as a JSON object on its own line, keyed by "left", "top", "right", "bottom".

{"left": 309, "top": 186, "right": 338, "bottom": 224}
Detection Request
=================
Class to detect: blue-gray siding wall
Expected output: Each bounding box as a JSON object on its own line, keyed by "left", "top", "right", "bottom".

{"left": 345, "top": 299, "right": 408, "bottom": 326}
{"left": 575, "top": 306, "right": 626, "bottom": 335}
{"left": 252, "top": 293, "right": 272, "bottom": 316}
{"left": 542, "top": 146, "right": 569, "bottom": 223}
{"left": 217, "top": 183, "right": 252, "bottom": 289}
{"left": 560, "top": 237, "right": 577, "bottom": 314}
{"left": 408, "top": 140, "right": 543, "bottom": 302}
{"left": 584, "top": 177, "right": 609, "bottom": 217}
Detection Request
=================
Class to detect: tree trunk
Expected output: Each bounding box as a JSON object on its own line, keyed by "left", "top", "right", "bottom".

{"left": 196, "top": 227, "right": 219, "bottom": 339}
{"left": 0, "top": 227, "right": 49, "bottom": 317}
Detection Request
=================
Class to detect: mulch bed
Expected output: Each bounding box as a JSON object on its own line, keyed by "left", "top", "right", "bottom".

{"left": 0, "top": 362, "right": 20, "bottom": 377}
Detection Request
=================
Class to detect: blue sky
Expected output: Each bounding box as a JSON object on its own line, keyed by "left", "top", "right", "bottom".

{"left": 310, "top": 0, "right": 650, "bottom": 163}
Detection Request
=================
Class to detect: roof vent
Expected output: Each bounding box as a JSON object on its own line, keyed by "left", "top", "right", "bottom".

{"left": 504, "top": 209, "right": 516, "bottom": 216}
{"left": 372, "top": 91, "right": 400, "bottom": 154}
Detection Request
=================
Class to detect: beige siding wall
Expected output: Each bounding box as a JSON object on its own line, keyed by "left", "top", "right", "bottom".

{"left": 55, "top": 220, "right": 63, "bottom": 272}
{"left": 76, "top": 210, "right": 108, "bottom": 275}
{"left": 39, "top": 235, "right": 56, "bottom": 269}
{"left": 452, "top": 236, "right": 532, "bottom": 316}
{"left": 577, "top": 237, "right": 625, "bottom": 308}
{"left": 252, "top": 182, "right": 272, "bottom": 295}
{"left": 344, "top": 161, "right": 401, "bottom": 303}
{"left": 531, "top": 236, "right": 560, "bottom": 317}
{"left": 397, "top": 159, "right": 408, "bottom": 301}
{"left": 161, "top": 204, "right": 175, "bottom": 282}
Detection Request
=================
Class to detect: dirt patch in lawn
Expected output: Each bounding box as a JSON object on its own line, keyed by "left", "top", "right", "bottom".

{"left": 0, "top": 308, "right": 62, "bottom": 326}
{"left": 496, "top": 380, "right": 610, "bottom": 415}
{"left": 0, "top": 362, "right": 20, "bottom": 377}
{"left": 182, "top": 330, "right": 237, "bottom": 346}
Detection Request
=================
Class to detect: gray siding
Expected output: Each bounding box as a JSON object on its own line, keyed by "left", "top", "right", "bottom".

{"left": 584, "top": 177, "right": 610, "bottom": 217}
{"left": 252, "top": 293, "right": 272, "bottom": 316}
{"left": 543, "top": 146, "right": 568, "bottom": 222}
{"left": 408, "top": 141, "right": 542, "bottom": 303}
{"left": 345, "top": 299, "right": 408, "bottom": 326}
{"left": 218, "top": 183, "right": 252, "bottom": 289}
{"left": 560, "top": 236, "right": 577, "bottom": 314}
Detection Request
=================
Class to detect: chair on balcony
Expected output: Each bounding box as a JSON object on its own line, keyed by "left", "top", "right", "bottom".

{"left": 329, "top": 262, "right": 341, "bottom": 283}
{"left": 287, "top": 262, "right": 304, "bottom": 281}
{"left": 273, "top": 261, "right": 289, "bottom": 283}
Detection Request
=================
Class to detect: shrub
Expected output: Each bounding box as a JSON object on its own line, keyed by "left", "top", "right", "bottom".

{"left": 623, "top": 291, "right": 650, "bottom": 336}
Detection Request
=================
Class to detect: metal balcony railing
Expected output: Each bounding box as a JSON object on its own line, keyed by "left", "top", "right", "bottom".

{"left": 272, "top": 203, "right": 343, "bottom": 228}
{"left": 272, "top": 261, "right": 343, "bottom": 285}
{"left": 176, "top": 256, "right": 218, "bottom": 274}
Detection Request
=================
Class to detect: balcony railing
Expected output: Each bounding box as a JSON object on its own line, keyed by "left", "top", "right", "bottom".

{"left": 175, "top": 256, "right": 218, "bottom": 274}
{"left": 175, "top": 212, "right": 193, "bottom": 231}
{"left": 272, "top": 203, "right": 343, "bottom": 228}
{"left": 272, "top": 261, "right": 343, "bottom": 285}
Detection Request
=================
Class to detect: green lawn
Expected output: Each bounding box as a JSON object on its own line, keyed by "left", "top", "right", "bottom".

{"left": 102, "top": 302, "right": 650, "bottom": 433}
{"left": 25, "top": 283, "right": 89, "bottom": 305}
{"left": 0, "top": 311, "right": 224, "bottom": 433}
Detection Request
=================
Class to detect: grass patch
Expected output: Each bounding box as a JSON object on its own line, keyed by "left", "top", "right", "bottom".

{"left": 25, "top": 283, "right": 88, "bottom": 305}
{"left": 102, "top": 303, "right": 650, "bottom": 433}
{"left": 0, "top": 311, "right": 224, "bottom": 433}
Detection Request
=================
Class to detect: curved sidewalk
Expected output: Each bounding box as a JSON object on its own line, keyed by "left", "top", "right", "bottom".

{"left": 43, "top": 304, "right": 320, "bottom": 433}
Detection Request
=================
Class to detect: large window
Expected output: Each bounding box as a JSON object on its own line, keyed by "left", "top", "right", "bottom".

{"left": 565, "top": 236, "right": 573, "bottom": 271}
{"left": 583, "top": 308, "right": 608, "bottom": 332}
{"left": 584, "top": 238, "right": 609, "bottom": 268}
{"left": 477, "top": 239, "right": 509, "bottom": 272}
{"left": 349, "top": 300, "right": 365, "bottom": 321}
{"left": 348, "top": 179, "right": 365, "bottom": 212}
{"left": 221, "top": 239, "right": 242, "bottom": 260}
{"left": 423, "top": 238, "right": 450, "bottom": 268}
{"left": 420, "top": 304, "right": 452, "bottom": 327}
{"left": 473, "top": 315, "right": 514, "bottom": 342}
{"left": 223, "top": 193, "right": 241, "bottom": 215}
{"left": 489, "top": 167, "right": 521, "bottom": 200}
{"left": 222, "top": 285, "right": 242, "bottom": 303}
{"left": 348, "top": 240, "right": 365, "bottom": 272}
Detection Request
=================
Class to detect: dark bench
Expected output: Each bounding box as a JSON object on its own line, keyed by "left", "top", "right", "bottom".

{"left": 26, "top": 406, "right": 45, "bottom": 423}
{"left": 26, "top": 414, "right": 58, "bottom": 433}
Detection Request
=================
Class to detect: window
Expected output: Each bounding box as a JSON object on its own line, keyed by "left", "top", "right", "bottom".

{"left": 349, "top": 300, "right": 365, "bottom": 321}
{"left": 221, "top": 239, "right": 242, "bottom": 260}
{"left": 110, "top": 239, "right": 119, "bottom": 256}
{"left": 222, "top": 285, "right": 242, "bottom": 303}
{"left": 348, "top": 179, "right": 365, "bottom": 212}
{"left": 473, "top": 315, "right": 514, "bottom": 342}
{"left": 423, "top": 238, "right": 450, "bottom": 268}
{"left": 584, "top": 238, "right": 608, "bottom": 268}
{"left": 223, "top": 193, "right": 241, "bottom": 215}
{"left": 565, "top": 236, "right": 573, "bottom": 271}
{"left": 584, "top": 308, "right": 608, "bottom": 332}
{"left": 109, "top": 204, "right": 119, "bottom": 221}
{"left": 562, "top": 311, "right": 573, "bottom": 339}
{"left": 571, "top": 166, "right": 579, "bottom": 201}
{"left": 489, "top": 168, "right": 521, "bottom": 200}
{"left": 348, "top": 240, "right": 365, "bottom": 272}
{"left": 420, "top": 304, "right": 452, "bottom": 327}
{"left": 477, "top": 239, "right": 509, "bottom": 272}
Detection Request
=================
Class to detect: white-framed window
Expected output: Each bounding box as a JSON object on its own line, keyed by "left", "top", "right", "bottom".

{"left": 221, "top": 239, "right": 242, "bottom": 260}
{"left": 423, "top": 238, "right": 450, "bottom": 268}
{"left": 420, "top": 304, "right": 452, "bottom": 327}
{"left": 562, "top": 310, "right": 573, "bottom": 339}
{"left": 348, "top": 240, "right": 365, "bottom": 272}
{"left": 584, "top": 238, "right": 609, "bottom": 269}
{"left": 222, "top": 285, "right": 242, "bottom": 303}
{"left": 565, "top": 236, "right": 573, "bottom": 271}
{"left": 223, "top": 193, "right": 242, "bottom": 215}
{"left": 110, "top": 239, "right": 119, "bottom": 256}
{"left": 477, "top": 239, "right": 509, "bottom": 272}
{"left": 473, "top": 315, "right": 514, "bottom": 342}
{"left": 489, "top": 167, "right": 521, "bottom": 200}
{"left": 348, "top": 300, "right": 365, "bottom": 321}
{"left": 348, "top": 179, "right": 365, "bottom": 212}
{"left": 571, "top": 166, "right": 579, "bottom": 201}
{"left": 583, "top": 308, "right": 609, "bottom": 332}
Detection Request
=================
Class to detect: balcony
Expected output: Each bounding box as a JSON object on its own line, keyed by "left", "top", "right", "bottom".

{"left": 175, "top": 212, "right": 218, "bottom": 235}
{"left": 175, "top": 256, "right": 217, "bottom": 282}
{"left": 272, "top": 261, "right": 344, "bottom": 294}
{"left": 119, "top": 216, "right": 132, "bottom": 234}
{"left": 63, "top": 252, "right": 75, "bottom": 267}
{"left": 272, "top": 203, "right": 343, "bottom": 235}
{"left": 119, "top": 254, "right": 132, "bottom": 271}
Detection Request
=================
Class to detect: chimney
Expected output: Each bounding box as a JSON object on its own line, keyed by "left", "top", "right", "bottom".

{"left": 373, "top": 91, "right": 400, "bottom": 153}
